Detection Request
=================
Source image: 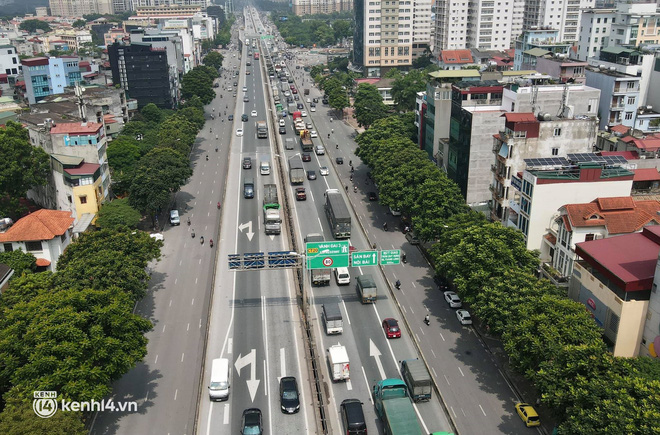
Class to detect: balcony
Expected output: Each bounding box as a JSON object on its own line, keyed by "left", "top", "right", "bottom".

{"left": 540, "top": 262, "right": 570, "bottom": 287}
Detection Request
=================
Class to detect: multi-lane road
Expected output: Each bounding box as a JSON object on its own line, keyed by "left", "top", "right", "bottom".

{"left": 92, "top": 7, "right": 535, "bottom": 435}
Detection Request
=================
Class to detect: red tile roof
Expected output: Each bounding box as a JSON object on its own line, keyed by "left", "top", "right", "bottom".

{"left": 609, "top": 124, "right": 630, "bottom": 135}
{"left": 503, "top": 113, "right": 537, "bottom": 123}
{"left": 50, "top": 122, "right": 103, "bottom": 135}
{"left": 0, "top": 209, "right": 74, "bottom": 242}
{"left": 563, "top": 197, "right": 660, "bottom": 234}
{"left": 64, "top": 162, "right": 100, "bottom": 176}
{"left": 634, "top": 168, "right": 660, "bottom": 182}
{"left": 441, "top": 49, "right": 474, "bottom": 64}
{"left": 103, "top": 114, "right": 118, "bottom": 124}
{"left": 575, "top": 226, "right": 660, "bottom": 291}
{"left": 35, "top": 258, "right": 51, "bottom": 267}
{"left": 624, "top": 137, "right": 660, "bottom": 150}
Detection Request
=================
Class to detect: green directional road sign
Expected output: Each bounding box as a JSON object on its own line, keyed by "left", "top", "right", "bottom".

{"left": 380, "top": 250, "right": 401, "bottom": 265}
{"left": 306, "top": 241, "right": 350, "bottom": 269}
{"left": 351, "top": 251, "right": 378, "bottom": 267}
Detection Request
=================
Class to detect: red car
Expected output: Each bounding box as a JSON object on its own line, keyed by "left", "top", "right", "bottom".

{"left": 292, "top": 88, "right": 298, "bottom": 94}
{"left": 382, "top": 318, "right": 401, "bottom": 339}
{"left": 290, "top": 85, "right": 296, "bottom": 90}
{"left": 296, "top": 187, "right": 306, "bottom": 201}
{"left": 302, "top": 153, "right": 311, "bottom": 162}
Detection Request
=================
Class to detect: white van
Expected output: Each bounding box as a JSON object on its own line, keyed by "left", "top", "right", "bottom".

{"left": 335, "top": 267, "right": 350, "bottom": 285}
{"left": 260, "top": 160, "right": 271, "bottom": 175}
{"left": 208, "top": 358, "right": 230, "bottom": 401}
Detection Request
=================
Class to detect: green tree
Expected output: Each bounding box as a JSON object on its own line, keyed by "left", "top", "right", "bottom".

{"left": 107, "top": 135, "right": 141, "bottom": 174}
{"left": 0, "top": 250, "right": 36, "bottom": 278}
{"left": 0, "top": 399, "right": 86, "bottom": 435}
{"left": 0, "top": 121, "right": 50, "bottom": 218}
{"left": 328, "top": 87, "right": 349, "bottom": 117}
{"left": 332, "top": 20, "right": 352, "bottom": 40}
{"left": 18, "top": 19, "right": 51, "bottom": 33}
{"left": 140, "top": 103, "right": 164, "bottom": 124}
{"left": 315, "top": 24, "right": 335, "bottom": 47}
{"left": 353, "top": 83, "right": 388, "bottom": 128}
{"left": 181, "top": 66, "right": 217, "bottom": 105}
{"left": 390, "top": 69, "right": 428, "bottom": 112}
{"left": 177, "top": 106, "right": 205, "bottom": 131}
{"left": 72, "top": 19, "right": 87, "bottom": 28}
{"left": 203, "top": 51, "right": 224, "bottom": 70}
{"left": 157, "top": 115, "right": 198, "bottom": 154}
{"left": 95, "top": 198, "right": 142, "bottom": 230}
{"left": 409, "top": 175, "right": 469, "bottom": 240}
{"left": 128, "top": 148, "right": 192, "bottom": 218}
{"left": 412, "top": 52, "right": 434, "bottom": 69}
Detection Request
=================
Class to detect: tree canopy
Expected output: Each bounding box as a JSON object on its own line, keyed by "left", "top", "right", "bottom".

{"left": 352, "top": 83, "right": 388, "bottom": 128}
{"left": 390, "top": 69, "right": 428, "bottom": 112}
{"left": 0, "top": 121, "right": 50, "bottom": 218}
{"left": 203, "top": 51, "right": 223, "bottom": 70}
{"left": 18, "top": 19, "right": 51, "bottom": 33}
{"left": 273, "top": 14, "right": 351, "bottom": 47}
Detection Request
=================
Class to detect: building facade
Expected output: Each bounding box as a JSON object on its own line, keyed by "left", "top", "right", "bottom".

{"left": 292, "top": 0, "right": 354, "bottom": 15}
{"left": 21, "top": 56, "right": 82, "bottom": 104}
{"left": 513, "top": 29, "right": 573, "bottom": 70}
{"left": 108, "top": 42, "right": 176, "bottom": 109}
{"left": 0, "top": 45, "right": 20, "bottom": 77}
{"left": 522, "top": 0, "right": 594, "bottom": 43}
{"left": 49, "top": 0, "right": 113, "bottom": 17}
{"left": 585, "top": 63, "right": 641, "bottom": 130}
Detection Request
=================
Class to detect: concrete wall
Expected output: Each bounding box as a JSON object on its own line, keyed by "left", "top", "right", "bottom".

{"left": 466, "top": 109, "right": 505, "bottom": 204}
{"left": 502, "top": 84, "right": 601, "bottom": 118}
{"left": 570, "top": 262, "right": 648, "bottom": 357}
{"left": 641, "top": 259, "right": 660, "bottom": 358}
{"left": 525, "top": 173, "right": 633, "bottom": 251}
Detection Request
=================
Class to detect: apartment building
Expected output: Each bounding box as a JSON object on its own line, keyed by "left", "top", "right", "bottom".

{"left": 544, "top": 196, "right": 660, "bottom": 285}
{"left": 433, "top": 0, "right": 521, "bottom": 51}
{"left": 412, "top": 0, "right": 432, "bottom": 59}
{"left": 21, "top": 56, "right": 82, "bottom": 105}
{"left": 353, "top": 0, "right": 414, "bottom": 76}
{"left": 491, "top": 113, "right": 599, "bottom": 224}
{"left": 522, "top": 0, "right": 594, "bottom": 43}
{"left": 513, "top": 29, "right": 573, "bottom": 70}
{"left": 511, "top": 155, "right": 634, "bottom": 252}
{"left": 49, "top": 29, "right": 93, "bottom": 52}
{"left": 575, "top": 8, "right": 616, "bottom": 61}
{"left": 0, "top": 45, "right": 20, "bottom": 77}
{"left": 570, "top": 225, "right": 660, "bottom": 358}
{"left": 292, "top": 0, "right": 354, "bottom": 15}
{"left": 49, "top": 0, "right": 113, "bottom": 17}
{"left": 585, "top": 61, "right": 641, "bottom": 130}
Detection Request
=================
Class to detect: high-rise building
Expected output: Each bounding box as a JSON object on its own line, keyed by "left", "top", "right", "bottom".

{"left": 130, "top": 0, "right": 210, "bottom": 8}
{"left": 108, "top": 42, "right": 176, "bottom": 109}
{"left": 432, "top": 0, "right": 520, "bottom": 52}
{"left": 412, "top": 0, "right": 432, "bottom": 59}
{"left": 49, "top": 0, "right": 113, "bottom": 17}
{"left": 352, "top": 0, "right": 414, "bottom": 76}
{"left": 292, "top": 0, "right": 353, "bottom": 15}
{"left": 522, "top": 0, "right": 595, "bottom": 43}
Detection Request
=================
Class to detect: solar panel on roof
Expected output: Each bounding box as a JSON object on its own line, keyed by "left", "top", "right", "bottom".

{"left": 524, "top": 157, "right": 569, "bottom": 167}
{"left": 567, "top": 153, "right": 628, "bottom": 164}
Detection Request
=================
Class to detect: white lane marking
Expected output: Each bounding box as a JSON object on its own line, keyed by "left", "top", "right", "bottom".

{"left": 175, "top": 278, "right": 178, "bottom": 285}
{"left": 439, "top": 333, "right": 445, "bottom": 342}
{"left": 458, "top": 367, "right": 465, "bottom": 377}
{"left": 169, "top": 300, "right": 172, "bottom": 307}
{"left": 174, "top": 389, "right": 178, "bottom": 401}
{"left": 162, "top": 324, "right": 166, "bottom": 333}
{"left": 154, "top": 355, "right": 158, "bottom": 364}
{"left": 228, "top": 338, "right": 232, "bottom": 354}
{"left": 187, "top": 323, "right": 190, "bottom": 331}
{"left": 444, "top": 374, "right": 451, "bottom": 386}
{"left": 341, "top": 299, "right": 351, "bottom": 325}
{"left": 280, "top": 348, "right": 286, "bottom": 379}
{"left": 199, "top": 318, "right": 202, "bottom": 329}
{"left": 346, "top": 379, "right": 353, "bottom": 390}
{"left": 450, "top": 406, "right": 456, "bottom": 417}
{"left": 431, "top": 349, "right": 436, "bottom": 358}
{"left": 191, "top": 298, "right": 195, "bottom": 306}
{"left": 432, "top": 367, "right": 437, "bottom": 378}
{"left": 411, "top": 282, "right": 416, "bottom": 288}
{"left": 181, "top": 353, "right": 185, "bottom": 362}
{"left": 479, "top": 404, "right": 487, "bottom": 416}
{"left": 223, "top": 403, "right": 229, "bottom": 424}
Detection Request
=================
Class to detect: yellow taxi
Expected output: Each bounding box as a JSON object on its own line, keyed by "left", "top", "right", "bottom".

{"left": 515, "top": 403, "right": 540, "bottom": 427}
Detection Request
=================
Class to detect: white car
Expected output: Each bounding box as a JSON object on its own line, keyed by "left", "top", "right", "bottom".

{"left": 315, "top": 145, "right": 325, "bottom": 155}
{"left": 227, "top": 86, "right": 233, "bottom": 91}
{"left": 242, "top": 86, "right": 248, "bottom": 92}
{"left": 443, "top": 291, "right": 462, "bottom": 308}
{"left": 301, "top": 110, "right": 308, "bottom": 117}
{"left": 236, "top": 128, "right": 244, "bottom": 137}
{"left": 310, "top": 106, "right": 316, "bottom": 112}
{"left": 306, "top": 98, "right": 311, "bottom": 103}
{"left": 456, "top": 309, "right": 472, "bottom": 325}
{"left": 251, "top": 110, "right": 258, "bottom": 117}
{"left": 319, "top": 166, "right": 329, "bottom": 176}
{"left": 310, "top": 130, "right": 318, "bottom": 138}
{"left": 279, "top": 119, "right": 286, "bottom": 127}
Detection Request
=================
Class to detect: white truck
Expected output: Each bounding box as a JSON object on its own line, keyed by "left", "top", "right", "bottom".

{"left": 322, "top": 303, "right": 343, "bottom": 335}
{"left": 305, "top": 233, "right": 331, "bottom": 286}
{"left": 327, "top": 344, "right": 350, "bottom": 381}
{"left": 263, "top": 184, "right": 281, "bottom": 235}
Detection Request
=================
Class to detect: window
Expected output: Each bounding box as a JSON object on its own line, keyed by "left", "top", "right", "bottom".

{"left": 3, "top": 243, "right": 12, "bottom": 252}
{"left": 625, "top": 112, "right": 633, "bottom": 120}
{"left": 585, "top": 233, "right": 595, "bottom": 241}
{"left": 79, "top": 195, "right": 87, "bottom": 204}
{"left": 26, "top": 241, "right": 43, "bottom": 252}
{"left": 553, "top": 127, "right": 562, "bottom": 136}
{"left": 627, "top": 96, "right": 635, "bottom": 105}
{"left": 551, "top": 147, "right": 559, "bottom": 156}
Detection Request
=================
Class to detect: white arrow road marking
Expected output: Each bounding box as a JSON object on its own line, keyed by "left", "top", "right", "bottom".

{"left": 238, "top": 221, "right": 255, "bottom": 241}
{"left": 279, "top": 348, "right": 286, "bottom": 382}
{"left": 234, "top": 349, "right": 261, "bottom": 402}
{"left": 369, "top": 339, "right": 386, "bottom": 380}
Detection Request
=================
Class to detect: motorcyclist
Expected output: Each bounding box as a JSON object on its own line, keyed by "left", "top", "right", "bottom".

{"left": 353, "top": 185, "right": 358, "bottom": 193}
{"left": 209, "top": 239, "right": 214, "bottom": 247}
{"left": 206, "top": 155, "right": 209, "bottom": 161}
{"left": 200, "top": 236, "right": 204, "bottom": 245}
{"left": 383, "top": 222, "right": 388, "bottom": 231}
{"left": 395, "top": 280, "right": 401, "bottom": 289}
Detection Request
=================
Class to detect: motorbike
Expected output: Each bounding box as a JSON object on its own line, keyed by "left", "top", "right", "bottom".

{"left": 206, "top": 155, "right": 209, "bottom": 161}
{"left": 210, "top": 239, "right": 214, "bottom": 248}
{"left": 395, "top": 280, "right": 401, "bottom": 290}
{"left": 200, "top": 236, "right": 204, "bottom": 245}
{"left": 353, "top": 185, "right": 358, "bottom": 193}
{"left": 424, "top": 315, "right": 430, "bottom": 326}
{"left": 402, "top": 254, "right": 407, "bottom": 264}
{"left": 217, "top": 202, "right": 221, "bottom": 209}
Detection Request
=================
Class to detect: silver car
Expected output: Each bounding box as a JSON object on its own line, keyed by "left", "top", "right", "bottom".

{"left": 315, "top": 145, "right": 325, "bottom": 155}
{"left": 443, "top": 291, "right": 462, "bottom": 308}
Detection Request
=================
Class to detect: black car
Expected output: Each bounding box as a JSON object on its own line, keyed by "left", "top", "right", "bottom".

{"left": 279, "top": 126, "right": 286, "bottom": 135}
{"left": 279, "top": 376, "right": 300, "bottom": 414}
{"left": 241, "top": 408, "right": 263, "bottom": 435}
{"left": 233, "top": 82, "right": 238, "bottom": 86}
{"left": 228, "top": 114, "right": 234, "bottom": 121}
{"left": 243, "top": 157, "right": 252, "bottom": 169}
{"left": 313, "top": 98, "right": 319, "bottom": 103}
{"left": 297, "top": 103, "right": 304, "bottom": 110}
{"left": 307, "top": 170, "right": 317, "bottom": 180}
{"left": 302, "top": 153, "right": 311, "bottom": 162}
{"left": 322, "top": 98, "right": 329, "bottom": 105}
{"left": 368, "top": 192, "right": 378, "bottom": 201}
{"left": 340, "top": 399, "right": 367, "bottom": 435}
{"left": 242, "top": 114, "right": 248, "bottom": 122}
{"left": 336, "top": 157, "right": 344, "bottom": 165}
